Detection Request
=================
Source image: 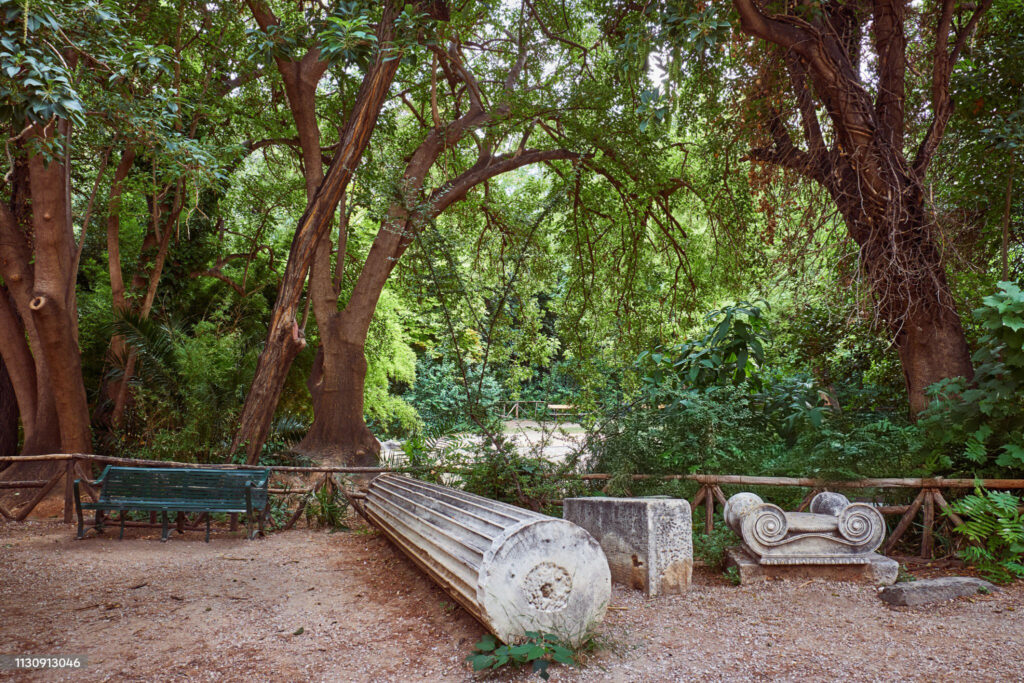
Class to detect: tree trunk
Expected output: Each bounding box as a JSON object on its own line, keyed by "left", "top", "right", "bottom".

{"left": 297, "top": 317, "right": 379, "bottom": 466}
{"left": 25, "top": 123, "right": 91, "bottom": 453}
{"left": 0, "top": 122, "right": 89, "bottom": 503}
{"left": 897, "top": 301, "right": 973, "bottom": 415}
{"left": 731, "top": 0, "right": 989, "bottom": 415}
{"left": 832, "top": 185, "right": 974, "bottom": 416}
{"left": 0, "top": 355, "right": 17, "bottom": 458}
{"left": 233, "top": 2, "right": 404, "bottom": 464}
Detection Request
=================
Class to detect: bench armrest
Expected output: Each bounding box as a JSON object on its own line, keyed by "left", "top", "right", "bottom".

{"left": 93, "top": 465, "right": 112, "bottom": 486}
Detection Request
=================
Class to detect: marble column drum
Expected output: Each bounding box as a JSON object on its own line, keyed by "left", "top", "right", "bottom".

{"left": 365, "top": 474, "right": 610, "bottom": 645}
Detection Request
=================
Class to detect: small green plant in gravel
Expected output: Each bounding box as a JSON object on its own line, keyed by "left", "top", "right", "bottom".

{"left": 305, "top": 482, "right": 349, "bottom": 531}
{"left": 467, "top": 632, "right": 579, "bottom": 680}
{"left": 693, "top": 515, "right": 740, "bottom": 571}
{"left": 896, "top": 564, "right": 917, "bottom": 583}
{"left": 723, "top": 565, "right": 741, "bottom": 585}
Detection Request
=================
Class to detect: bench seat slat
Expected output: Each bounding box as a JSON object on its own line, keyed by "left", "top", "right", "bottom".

{"left": 81, "top": 502, "right": 251, "bottom": 512}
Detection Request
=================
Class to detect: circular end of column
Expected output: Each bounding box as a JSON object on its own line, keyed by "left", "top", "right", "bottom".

{"left": 477, "top": 518, "right": 610, "bottom": 647}
{"left": 809, "top": 491, "right": 851, "bottom": 516}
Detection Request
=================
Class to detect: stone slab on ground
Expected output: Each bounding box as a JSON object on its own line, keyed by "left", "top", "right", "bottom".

{"left": 564, "top": 496, "right": 692, "bottom": 596}
{"left": 726, "top": 546, "right": 898, "bottom": 585}
{"left": 879, "top": 577, "right": 998, "bottom": 606}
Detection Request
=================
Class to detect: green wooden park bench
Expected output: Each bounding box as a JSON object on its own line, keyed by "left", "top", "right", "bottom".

{"left": 74, "top": 466, "right": 271, "bottom": 542}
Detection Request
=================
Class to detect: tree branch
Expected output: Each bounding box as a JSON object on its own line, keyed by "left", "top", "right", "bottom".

{"left": 429, "top": 149, "right": 582, "bottom": 215}
{"left": 913, "top": 0, "right": 993, "bottom": 176}
{"left": 785, "top": 53, "right": 827, "bottom": 163}
{"left": 733, "top": 0, "right": 815, "bottom": 57}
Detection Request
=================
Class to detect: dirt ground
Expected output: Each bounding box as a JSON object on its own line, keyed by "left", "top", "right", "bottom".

{"left": 2, "top": 517, "right": 1023, "bottom": 682}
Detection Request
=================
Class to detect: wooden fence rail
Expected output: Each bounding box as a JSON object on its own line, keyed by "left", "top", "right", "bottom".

{"left": 2, "top": 454, "right": 1023, "bottom": 558}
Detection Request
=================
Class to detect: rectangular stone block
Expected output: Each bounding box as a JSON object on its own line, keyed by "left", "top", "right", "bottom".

{"left": 563, "top": 497, "right": 692, "bottom": 596}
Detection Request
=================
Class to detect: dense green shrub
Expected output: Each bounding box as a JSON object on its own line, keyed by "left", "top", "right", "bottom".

{"left": 362, "top": 290, "right": 422, "bottom": 438}
{"left": 110, "top": 314, "right": 257, "bottom": 462}
{"left": 774, "top": 300, "right": 906, "bottom": 413}
{"left": 405, "top": 355, "right": 502, "bottom": 435}
{"left": 588, "top": 301, "right": 923, "bottom": 480}
{"left": 405, "top": 430, "right": 584, "bottom": 511}
{"left": 919, "top": 282, "right": 1024, "bottom": 475}
{"left": 948, "top": 487, "right": 1024, "bottom": 584}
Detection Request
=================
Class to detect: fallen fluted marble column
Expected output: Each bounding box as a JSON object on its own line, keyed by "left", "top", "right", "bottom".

{"left": 365, "top": 474, "right": 610, "bottom": 645}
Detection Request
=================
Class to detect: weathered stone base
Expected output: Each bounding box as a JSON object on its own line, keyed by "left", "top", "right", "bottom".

{"left": 726, "top": 547, "right": 899, "bottom": 586}
{"left": 564, "top": 497, "right": 692, "bottom": 596}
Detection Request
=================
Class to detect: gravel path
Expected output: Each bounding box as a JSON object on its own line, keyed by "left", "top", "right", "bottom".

{"left": 2, "top": 519, "right": 1021, "bottom": 681}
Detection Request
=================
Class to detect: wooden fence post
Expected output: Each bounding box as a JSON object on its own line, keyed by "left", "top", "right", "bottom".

{"left": 921, "top": 489, "right": 936, "bottom": 559}
{"left": 884, "top": 489, "right": 927, "bottom": 555}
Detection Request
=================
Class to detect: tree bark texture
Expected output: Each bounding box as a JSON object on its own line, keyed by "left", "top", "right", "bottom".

{"left": 733, "top": 0, "right": 989, "bottom": 414}
{"left": 0, "top": 354, "right": 17, "bottom": 458}
{"left": 0, "top": 121, "right": 91, "bottom": 491}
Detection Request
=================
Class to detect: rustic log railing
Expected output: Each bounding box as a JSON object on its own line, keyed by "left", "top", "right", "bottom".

{"left": 2, "top": 454, "right": 1023, "bottom": 558}
{"left": 497, "top": 400, "right": 547, "bottom": 419}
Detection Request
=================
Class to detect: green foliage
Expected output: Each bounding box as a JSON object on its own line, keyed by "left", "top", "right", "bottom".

{"left": 590, "top": 301, "right": 925, "bottom": 480}
{"left": 109, "top": 312, "right": 257, "bottom": 462}
{"left": 405, "top": 355, "right": 502, "bottom": 435}
{"left": 774, "top": 301, "right": 906, "bottom": 413}
{"left": 456, "top": 433, "right": 568, "bottom": 511}
{"left": 317, "top": 2, "right": 378, "bottom": 66}
{"left": 638, "top": 300, "right": 770, "bottom": 395}
{"left": 896, "top": 564, "right": 917, "bottom": 584}
{"left": 362, "top": 290, "right": 422, "bottom": 438}
{"left": 406, "top": 430, "right": 584, "bottom": 512}
{"left": 948, "top": 487, "right": 1024, "bottom": 584}
{"left": 692, "top": 515, "right": 739, "bottom": 571}
{"left": 723, "top": 566, "right": 741, "bottom": 586}
{"left": 305, "top": 481, "right": 350, "bottom": 531}
{"left": 467, "top": 632, "right": 579, "bottom": 681}
{"left": 0, "top": 0, "right": 106, "bottom": 127}
{"left": 919, "top": 282, "right": 1024, "bottom": 473}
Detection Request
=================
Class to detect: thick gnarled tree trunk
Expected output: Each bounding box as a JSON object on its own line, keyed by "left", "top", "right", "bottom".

{"left": 0, "top": 122, "right": 91, "bottom": 496}
{"left": 733, "top": 0, "right": 990, "bottom": 415}
{"left": 0, "top": 355, "right": 17, "bottom": 458}
{"left": 299, "top": 320, "right": 379, "bottom": 465}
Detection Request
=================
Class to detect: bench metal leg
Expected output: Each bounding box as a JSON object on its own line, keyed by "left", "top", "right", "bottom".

{"left": 245, "top": 483, "right": 255, "bottom": 540}
{"left": 160, "top": 511, "right": 170, "bottom": 542}
{"left": 74, "top": 480, "right": 85, "bottom": 540}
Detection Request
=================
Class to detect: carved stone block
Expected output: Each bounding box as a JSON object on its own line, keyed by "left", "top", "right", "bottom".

{"left": 724, "top": 491, "right": 886, "bottom": 565}
{"left": 564, "top": 497, "right": 692, "bottom": 596}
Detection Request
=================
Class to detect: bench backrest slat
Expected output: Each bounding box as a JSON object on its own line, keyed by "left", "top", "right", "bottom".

{"left": 98, "top": 467, "right": 270, "bottom": 507}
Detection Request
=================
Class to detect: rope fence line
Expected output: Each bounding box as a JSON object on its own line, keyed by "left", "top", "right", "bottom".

{"left": 2, "top": 453, "right": 1023, "bottom": 557}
